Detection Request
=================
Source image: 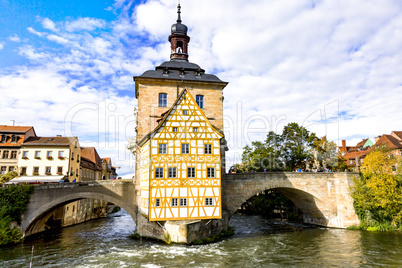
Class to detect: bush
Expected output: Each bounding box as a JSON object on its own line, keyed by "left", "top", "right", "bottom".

{"left": 0, "top": 185, "right": 34, "bottom": 246}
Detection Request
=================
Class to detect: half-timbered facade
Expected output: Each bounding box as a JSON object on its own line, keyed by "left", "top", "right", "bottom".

{"left": 138, "top": 89, "right": 223, "bottom": 221}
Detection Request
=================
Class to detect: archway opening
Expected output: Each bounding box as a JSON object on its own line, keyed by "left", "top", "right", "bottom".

{"left": 24, "top": 196, "right": 136, "bottom": 238}
{"left": 236, "top": 189, "right": 303, "bottom": 222}
{"left": 229, "top": 187, "right": 330, "bottom": 235}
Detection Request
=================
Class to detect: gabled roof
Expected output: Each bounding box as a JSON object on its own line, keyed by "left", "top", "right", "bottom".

{"left": 138, "top": 88, "right": 224, "bottom": 146}
{"left": 374, "top": 134, "right": 402, "bottom": 149}
{"left": 81, "top": 147, "right": 103, "bottom": 171}
{"left": 356, "top": 138, "right": 368, "bottom": 148}
{"left": 391, "top": 131, "right": 402, "bottom": 140}
{"left": 0, "top": 125, "right": 34, "bottom": 133}
{"left": 22, "top": 136, "right": 77, "bottom": 146}
{"left": 343, "top": 147, "right": 372, "bottom": 160}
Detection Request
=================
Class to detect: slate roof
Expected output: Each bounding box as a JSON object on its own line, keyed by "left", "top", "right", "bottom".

{"left": 135, "top": 59, "right": 227, "bottom": 83}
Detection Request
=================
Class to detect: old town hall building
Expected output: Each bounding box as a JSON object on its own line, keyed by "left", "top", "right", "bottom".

{"left": 133, "top": 4, "right": 228, "bottom": 225}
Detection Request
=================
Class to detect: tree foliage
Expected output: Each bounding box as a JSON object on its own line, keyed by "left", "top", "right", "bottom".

{"left": 231, "top": 123, "right": 340, "bottom": 172}
{"left": 351, "top": 148, "right": 402, "bottom": 229}
{"left": 0, "top": 185, "right": 34, "bottom": 246}
{"left": 0, "top": 171, "right": 18, "bottom": 184}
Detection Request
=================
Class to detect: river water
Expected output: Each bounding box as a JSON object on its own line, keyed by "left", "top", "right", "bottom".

{"left": 1, "top": 210, "right": 402, "bottom": 267}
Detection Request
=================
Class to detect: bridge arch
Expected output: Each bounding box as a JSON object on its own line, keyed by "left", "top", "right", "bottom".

{"left": 233, "top": 186, "right": 333, "bottom": 226}
{"left": 22, "top": 181, "right": 137, "bottom": 236}
{"left": 223, "top": 172, "right": 359, "bottom": 228}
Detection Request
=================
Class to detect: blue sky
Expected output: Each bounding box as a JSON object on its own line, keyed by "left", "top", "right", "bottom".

{"left": 1, "top": 0, "right": 402, "bottom": 176}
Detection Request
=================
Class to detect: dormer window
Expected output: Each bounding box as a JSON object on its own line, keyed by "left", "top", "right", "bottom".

{"left": 159, "top": 93, "right": 167, "bottom": 107}
{"left": 179, "top": 68, "right": 185, "bottom": 76}
{"left": 11, "top": 135, "right": 18, "bottom": 143}
{"left": 0, "top": 135, "right": 6, "bottom": 143}
{"left": 162, "top": 67, "right": 169, "bottom": 75}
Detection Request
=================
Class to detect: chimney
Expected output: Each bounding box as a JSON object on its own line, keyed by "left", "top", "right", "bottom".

{"left": 9, "top": 120, "right": 15, "bottom": 126}
{"left": 375, "top": 135, "right": 381, "bottom": 143}
{"left": 342, "top": 140, "right": 346, "bottom": 152}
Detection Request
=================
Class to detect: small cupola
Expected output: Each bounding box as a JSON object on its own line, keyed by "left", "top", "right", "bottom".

{"left": 169, "top": 3, "right": 190, "bottom": 61}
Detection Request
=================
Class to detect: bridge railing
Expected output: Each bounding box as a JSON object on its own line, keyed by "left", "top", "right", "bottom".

{"left": 31, "top": 179, "right": 134, "bottom": 189}
{"left": 224, "top": 171, "right": 360, "bottom": 180}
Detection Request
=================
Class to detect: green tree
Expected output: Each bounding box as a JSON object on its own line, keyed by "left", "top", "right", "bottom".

{"left": 281, "top": 123, "right": 318, "bottom": 170}
{"left": 351, "top": 148, "right": 402, "bottom": 229}
{"left": 0, "top": 171, "right": 18, "bottom": 184}
{"left": 311, "top": 136, "right": 338, "bottom": 170}
{"left": 0, "top": 185, "right": 34, "bottom": 246}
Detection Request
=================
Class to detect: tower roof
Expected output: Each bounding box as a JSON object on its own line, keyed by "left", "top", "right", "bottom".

{"left": 134, "top": 3, "right": 227, "bottom": 85}
{"left": 171, "top": 3, "right": 188, "bottom": 35}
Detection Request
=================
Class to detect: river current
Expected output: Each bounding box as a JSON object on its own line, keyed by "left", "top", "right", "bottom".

{"left": 1, "top": 210, "right": 402, "bottom": 267}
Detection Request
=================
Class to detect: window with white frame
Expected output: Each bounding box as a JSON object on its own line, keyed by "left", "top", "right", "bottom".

{"left": 205, "top": 198, "right": 213, "bottom": 206}
{"left": 172, "top": 198, "right": 178, "bottom": 207}
{"left": 45, "top": 166, "right": 51, "bottom": 174}
{"left": 193, "top": 127, "right": 198, "bottom": 132}
{"left": 35, "top": 151, "right": 41, "bottom": 158}
{"left": 180, "top": 198, "right": 187, "bottom": 206}
{"left": 173, "top": 127, "right": 178, "bottom": 132}
{"left": 155, "top": 168, "right": 164, "bottom": 178}
{"left": 204, "top": 144, "right": 212, "bottom": 154}
{"left": 349, "top": 160, "right": 353, "bottom": 165}
{"left": 182, "top": 143, "right": 189, "bottom": 154}
{"left": 0, "top": 166, "right": 6, "bottom": 174}
{"left": 47, "top": 151, "right": 53, "bottom": 159}
{"left": 187, "top": 167, "right": 195, "bottom": 178}
{"left": 57, "top": 166, "right": 63, "bottom": 174}
{"left": 159, "top": 93, "right": 167, "bottom": 107}
{"left": 22, "top": 151, "right": 28, "bottom": 158}
{"left": 58, "top": 151, "right": 64, "bottom": 158}
{"left": 168, "top": 167, "right": 177, "bottom": 178}
{"left": 2, "top": 150, "right": 9, "bottom": 159}
{"left": 182, "top": 110, "right": 188, "bottom": 115}
{"left": 207, "top": 167, "right": 215, "bottom": 178}
{"left": 159, "top": 143, "right": 167, "bottom": 154}
{"left": 196, "top": 95, "right": 204, "bottom": 108}
{"left": 156, "top": 199, "right": 161, "bottom": 207}
{"left": 21, "top": 167, "right": 27, "bottom": 175}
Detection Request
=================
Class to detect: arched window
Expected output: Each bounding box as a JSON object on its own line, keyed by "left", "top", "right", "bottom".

{"left": 176, "top": 41, "right": 183, "bottom": 53}
{"left": 196, "top": 95, "right": 204, "bottom": 108}
{"left": 159, "top": 93, "right": 167, "bottom": 107}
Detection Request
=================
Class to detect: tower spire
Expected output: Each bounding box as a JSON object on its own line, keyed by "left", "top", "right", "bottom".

{"left": 169, "top": 1, "right": 190, "bottom": 61}
{"left": 177, "top": 1, "right": 182, "bottom": 23}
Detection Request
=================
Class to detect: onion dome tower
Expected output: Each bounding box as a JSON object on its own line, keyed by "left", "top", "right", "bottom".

{"left": 169, "top": 3, "right": 190, "bottom": 61}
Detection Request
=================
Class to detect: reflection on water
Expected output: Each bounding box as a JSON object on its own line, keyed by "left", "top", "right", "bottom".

{"left": 1, "top": 211, "right": 402, "bottom": 267}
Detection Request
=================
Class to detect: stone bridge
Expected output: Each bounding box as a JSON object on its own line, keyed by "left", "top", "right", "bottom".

{"left": 22, "top": 172, "right": 360, "bottom": 238}
{"left": 21, "top": 180, "right": 137, "bottom": 236}
{"left": 223, "top": 172, "right": 360, "bottom": 228}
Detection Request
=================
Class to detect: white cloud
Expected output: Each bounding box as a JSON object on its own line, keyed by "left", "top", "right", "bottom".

{"left": 8, "top": 34, "right": 21, "bottom": 42}
{"left": 47, "top": 34, "right": 69, "bottom": 45}
{"left": 42, "top": 18, "right": 57, "bottom": 31}
{"left": 0, "top": 43, "right": 3, "bottom": 50}
{"left": 66, "top": 18, "right": 106, "bottom": 32}
{"left": 27, "top": 27, "right": 44, "bottom": 37}
{"left": 3, "top": 0, "right": 402, "bottom": 173}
